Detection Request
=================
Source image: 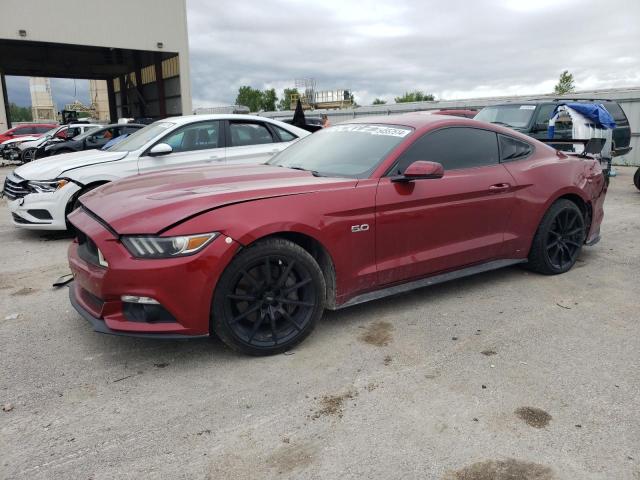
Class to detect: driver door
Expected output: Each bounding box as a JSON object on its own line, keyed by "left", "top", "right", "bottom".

{"left": 375, "top": 127, "right": 517, "bottom": 285}
{"left": 137, "top": 120, "right": 225, "bottom": 174}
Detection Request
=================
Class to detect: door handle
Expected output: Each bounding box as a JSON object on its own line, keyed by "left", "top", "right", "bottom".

{"left": 488, "top": 183, "right": 511, "bottom": 193}
{"left": 208, "top": 155, "right": 220, "bottom": 160}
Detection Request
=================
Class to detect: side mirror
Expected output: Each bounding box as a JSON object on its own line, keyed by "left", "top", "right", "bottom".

{"left": 392, "top": 161, "right": 444, "bottom": 182}
{"left": 534, "top": 122, "right": 548, "bottom": 132}
{"left": 149, "top": 143, "right": 173, "bottom": 156}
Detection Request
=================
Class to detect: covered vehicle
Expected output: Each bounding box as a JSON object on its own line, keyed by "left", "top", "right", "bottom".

{"left": 474, "top": 99, "right": 632, "bottom": 157}
{"left": 66, "top": 114, "right": 607, "bottom": 355}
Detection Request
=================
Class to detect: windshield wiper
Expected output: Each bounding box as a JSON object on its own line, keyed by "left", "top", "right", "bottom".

{"left": 287, "top": 166, "right": 323, "bottom": 177}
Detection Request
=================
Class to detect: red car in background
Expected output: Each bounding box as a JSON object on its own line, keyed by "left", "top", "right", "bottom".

{"left": 67, "top": 114, "right": 607, "bottom": 355}
{"left": 0, "top": 123, "right": 58, "bottom": 143}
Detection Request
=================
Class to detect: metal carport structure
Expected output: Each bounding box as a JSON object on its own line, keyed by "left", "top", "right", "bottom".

{"left": 0, "top": 0, "right": 191, "bottom": 130}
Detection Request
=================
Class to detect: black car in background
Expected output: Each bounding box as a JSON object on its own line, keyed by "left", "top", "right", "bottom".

{"left": 281, "top": 117, "right": 324, "bottom": 133}
{"left": 38, "top": 124, "right": 145, "bottom": 158}
{"left": 474, "top": 99, "right": 632, "bottom": 157}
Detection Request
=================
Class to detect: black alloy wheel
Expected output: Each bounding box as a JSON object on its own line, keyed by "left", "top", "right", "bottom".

{"left": 545, "top": 208, "right": 585, "bottom": 270}
{"left": 527, "top": 199, "right": 586, "bottom": 275}
{"left": 213, "top": 238, "right": 325, "bottom": 355}
{"left": 22, "top": 148, "right": 37, "bottom": 163}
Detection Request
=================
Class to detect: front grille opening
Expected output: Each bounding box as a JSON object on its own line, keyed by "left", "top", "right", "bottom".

{"left": 77, "top": 230, "right": 101, "bottom": 267}
{"left": 123, "top": 303, "right": 178, "bottom": 324}
{"left": 3, "top": 176, "right": 31, "bottom": 200}
{"left": 12, "top": 213, "right": 29, "bottom": 224}
{"left": 27, "top": 209, "right": 53, "bottom": 220}
{"left": 79, "top": 287, "right": 105, "bottom": 313}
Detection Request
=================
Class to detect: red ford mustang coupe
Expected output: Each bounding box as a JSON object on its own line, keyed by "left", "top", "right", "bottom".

{"left": 67, "top": 114, "right": 607, "bottom": 355}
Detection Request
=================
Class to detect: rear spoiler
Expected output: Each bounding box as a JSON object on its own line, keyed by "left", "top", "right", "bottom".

{"left": 538, "top": 138, "right": 606, "bottom": 157}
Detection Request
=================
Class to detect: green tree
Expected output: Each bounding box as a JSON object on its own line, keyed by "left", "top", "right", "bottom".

{"left": 372, "top": 98, "right": 387, "bottom": 105}
{"left": 349, "top": 93, "right": 358, "bottom": 108}
{"left": 554, "top": 70, "right": 575, "bottom": 95}
{"left": 235, "top": 86, "right": 264, "bottom": 112}
{"left": 394, "top": 90, "right": 435, "bottom": 103}
{"left": 9, "top": 102, "right": 33, "bottom": 122}
{"left": 261, "top": 88, "right": 278, "bottom": 111}
{"left": 277, "top": 88, "right": 299, "bottom": 111}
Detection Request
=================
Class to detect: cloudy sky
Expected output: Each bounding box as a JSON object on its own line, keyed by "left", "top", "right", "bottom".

{"left": 6, "top": 0, "right": 640, "bottom": 109}
{"left": 187, "top": 0, "right": 640, "bottom": 107}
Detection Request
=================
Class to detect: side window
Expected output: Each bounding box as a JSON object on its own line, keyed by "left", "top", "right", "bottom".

{"left": 498, "top": 135, "right": 533, "bottom": 162}
{"left": 392, "top": 127, "right": 499, "bottom": 174}
{"left": 160, "top": 121, "right": 221, "bottom": 153}
{"left": 534, "top": 104, "right": 556, "bottom": 128}
{"left": 229, "top": 122, "right": 274, "bottom": 147}
{"left": 603, "top": 102, "right": 628, "bottom": 124}
{"left": 273, "top": 125, "right": 297, "bottom": 142}
{"left": 67, "top": 127, "right": 80, "bottom": 137}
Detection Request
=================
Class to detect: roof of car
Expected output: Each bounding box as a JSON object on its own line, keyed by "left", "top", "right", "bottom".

{"left": 345, "top": 112, "right": 482, "bottom": 129}
{"left": 96, "top": 123, "right": 146, "bottom": 129}
{"left": 164, "top": 114, "right": 290, "bottom": 125}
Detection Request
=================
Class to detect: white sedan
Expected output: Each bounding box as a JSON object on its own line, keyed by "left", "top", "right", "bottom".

{"left": 3, "top": 114, "right": 309, "bottom": 230}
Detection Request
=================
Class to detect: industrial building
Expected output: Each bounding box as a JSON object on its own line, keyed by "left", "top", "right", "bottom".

{"left": 28, "top": 77, "right": 55, "bottom": 122}
{"left": 0, "top": 0, "right": 191, "bottom": 131}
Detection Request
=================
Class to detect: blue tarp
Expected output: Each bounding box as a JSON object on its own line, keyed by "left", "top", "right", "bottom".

{"left": 551, "top": 103, "right": 617, "bottom": 129}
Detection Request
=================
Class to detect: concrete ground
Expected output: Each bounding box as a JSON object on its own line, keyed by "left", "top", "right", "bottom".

{"left": 0, "top": 165, "right": 638, "bottom": 480}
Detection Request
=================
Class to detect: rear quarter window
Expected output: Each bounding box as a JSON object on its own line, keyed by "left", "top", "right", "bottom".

{"left": 498, "top": 135, "right": 533, "bottom": 162}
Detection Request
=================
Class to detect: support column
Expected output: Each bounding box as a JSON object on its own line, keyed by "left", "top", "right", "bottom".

{"left": 107, "top": 78, "right": 117, "bottom": 124}
{"left": 119, "top": 75, "right": 128, "bottom": 119}
{"left": 0, "top": 72, "right": 10, "bottom": 131}
{"left": 134, "top": 68, "right": 145, "bottom": 117}
{"left": 154, "top": 53, "right": 167, "bottom": 118}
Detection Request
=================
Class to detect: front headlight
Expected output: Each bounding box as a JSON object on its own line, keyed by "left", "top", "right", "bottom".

{"left": 28, "top": 179, "right": 70, "bottom": 193}
{"left": 121, "top": 232, "right": 219, "bottom": 259}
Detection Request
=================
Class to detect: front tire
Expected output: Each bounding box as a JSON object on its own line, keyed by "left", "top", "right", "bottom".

{"left": 21, "top": 148, "right": 37, "bottom": 163}
{"left": 212, "top": 238, "right": 326, "bottom": 356}
{"left": 527, "top": 199, "right": 586, "bottom": 275}
{"left": 65, "top": 183, "right": 107, "bottom": 231}
{"left": 634, "top": 167, "right": 640, "bottom": 191}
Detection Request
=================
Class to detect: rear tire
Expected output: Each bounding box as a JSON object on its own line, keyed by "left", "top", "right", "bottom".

{"left": 212, "top": 238, "right": 326, "bottom": 356}
{"left": 634, "top": 167, "right": 640, "bottom": 191}
{"left": 527, "top": 199, "right": 586, "bottom": 275}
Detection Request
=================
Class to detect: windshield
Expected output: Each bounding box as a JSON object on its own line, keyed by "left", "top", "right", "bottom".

{"left": 268, "top": 123, "right": 413, "bottom": 178}
{"left": 474, "top": 104, "right": 536, "bottom": 128}
{"left": 43, "top": 126, "right": 60, "bottom": 137}
{"left": 108, "top": 122, "right": 175, "bottom": 152}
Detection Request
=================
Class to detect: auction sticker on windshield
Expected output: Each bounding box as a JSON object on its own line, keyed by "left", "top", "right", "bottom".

{"left": 329, "top": 124, "right": 412, "bottom": 137}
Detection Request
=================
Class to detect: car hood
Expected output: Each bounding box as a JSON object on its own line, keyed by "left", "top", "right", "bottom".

{"left": 14, "top": 150, "right": 129, "bottom": 180}
{"left": 79, "top": 164, "right": 357, "bottom": 235}
{"left": 19, "top": 138, "right": 47, "bottom": 150}
{"left": 2, "top": 136, "right": 39, "bottom": 146}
